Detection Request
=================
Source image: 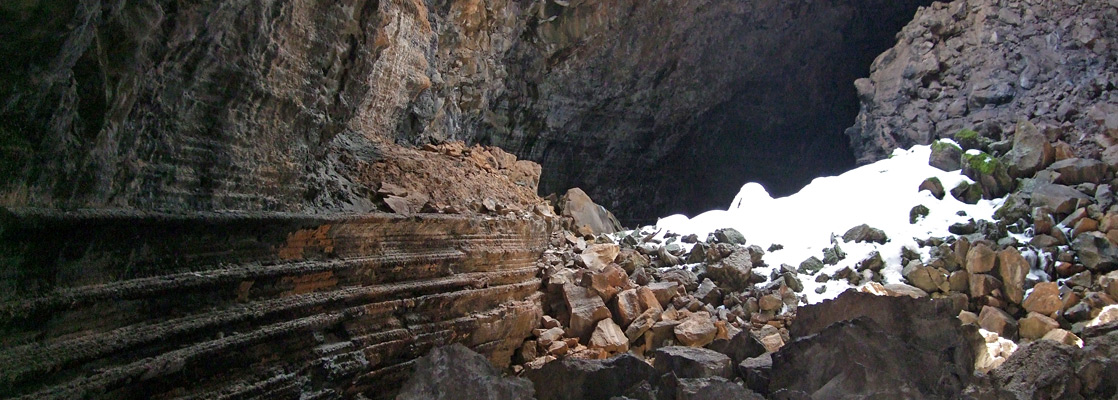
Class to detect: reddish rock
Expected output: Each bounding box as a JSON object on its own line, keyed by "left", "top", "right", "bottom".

{"left": 1022, "top": 282, "right": 1062, "bottom": 316}
{"left": 1018, "top": 312, "right": 1059, "bottom": 340}
{"left": 674, "top": 312, "right": 718, "bottom": 347}
{"left": 589, "top": 318, "right": 629, "bottom": 354}
{"left": 978, "top": 306, "right": 1018, "bottom": 340}
{"left": 997, "top": 248, "right": 1029, "bottom": 304}
{"left": 966, "top": 244, "right": 998, "bottom": 274}
{"left": 563, "top": 284, "right": 612, "bottom": 341}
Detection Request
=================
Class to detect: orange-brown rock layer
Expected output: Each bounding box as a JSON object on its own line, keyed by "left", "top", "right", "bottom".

{"left": 0, "top": 208, "right": 550, "bottom": 399}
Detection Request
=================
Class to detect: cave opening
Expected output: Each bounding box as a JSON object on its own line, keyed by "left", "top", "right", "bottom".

{"left": 521, "top": 0, "right": 936, "bottom": 226}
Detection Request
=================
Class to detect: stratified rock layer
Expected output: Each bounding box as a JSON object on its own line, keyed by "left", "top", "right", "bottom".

{"left": 0, "top": 208, "right": 550, "bottom": 399}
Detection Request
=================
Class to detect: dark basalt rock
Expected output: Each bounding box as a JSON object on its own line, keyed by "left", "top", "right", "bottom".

{"left": 524, "top": 353, "right": 658, "bottom": 400}
{"left": 770, "top": 292, "right": 982, "bottom": 399}
{"left": 397, "top": 344, "right": 534, "bottom": 400}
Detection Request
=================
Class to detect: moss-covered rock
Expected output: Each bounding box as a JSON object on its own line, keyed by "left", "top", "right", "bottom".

{"left": 950, "top": 181, "right": 983, "bottom": 204}
{"left": 962, "top": 151, "right": 1015, "bottom": 199}
{"left": 929, "top": 140, "right": 963, "bottom": 171}
{"left": 910, "top": 204, "right": 930, "bottom": 224}
{"left": 953, "top": 128, "right": 992, "bottom": 151}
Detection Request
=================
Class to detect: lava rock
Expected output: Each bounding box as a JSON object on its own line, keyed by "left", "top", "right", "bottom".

{"left": 397, "top": 344, "right": 534, "bottom": 400}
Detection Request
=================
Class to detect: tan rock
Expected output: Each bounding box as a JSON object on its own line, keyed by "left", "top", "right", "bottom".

{"left": 1088, "top": 305, "right": 1118, "bottom": 327}
{"left": 647, "top": 281, "right": 682, "bottom": 308}
{"left": 997, "top": 248, "right": 1029, "bottom": 304}
{"left": 969, "top": 273, "right": 1002, "bottom": 298}
{"left": 541, "top": 315, "right": 562, "bottom": 329}
{"left": 904, "top": 264, "right": 950, "bottom": 293}
{"left": 1041, "top": 329, "right": 1083, "bottom": 347}
{"left": 1018, "top": 312, "right": 1060, "bottom": 340}
{"left": 582, "top": 264, "right": 630, "bottom": 301}
{"left": 589, "top": 318, "right": 629, "bottom": 353}
{"left": 758, "top": 294, "right": 783, "bottom": 312}
{"left": 536, "top": 327, "right": 565, "bottom": 347}
{"left": 978, "top": 305, "right": 1018, "bottom": 340}
{"left": 547, "top": 340, "right": 569, "bottom": 356}
{"left": 625, "top": 308, "right": 661, "bottom": 342}
{"left": 754, "top": 324, "right": 785, "bottom": 353}
{"left": 1022, "top": 282, "right": 1062, "bottom": 316}
{"left": 636, "top": 286, "right": 663, "bottom": 313}
{"left": 967, "top": 244, "right": 998, "bottom": 274}
{"left": 610, "top": 289, "right": 643, "bottom": 328}
{"left": 674, "top": 312, "right": 718, "bottom": 347}
{"left": 958, "top": 310, "right": 979, "bottom": 325}
{"left": 1102, "top": 212, "right": 1118, "bottom": 233}
{"left": 948, "top": 271, "right": 969, "bottom": 293}
{"left": 580, "top": 243, "right": 620, "bottom": 272}
{"left": 563, "top": 284, "right": 611, "bottom": 341}
{"left": 1074, "top": 218, "right": 1100, "bottom": 238}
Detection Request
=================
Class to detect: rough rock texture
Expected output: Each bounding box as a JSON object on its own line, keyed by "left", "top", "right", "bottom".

{"left": 523, "top": 353, "right": 658, "bottom": 400}
{"left": 771, "top": 292, "right": 982, "bottom": 399}
{"left": 396, "top": 344, "right": 534, "bottom": 400}
{"left": 0, "top": 209, "right": 550, "bottom": 399}
{"left": 0, "top": 0, "right": 934, "bottom": 223}
{"left": 847, "top": 0, "right": 1118, "bottom": 164}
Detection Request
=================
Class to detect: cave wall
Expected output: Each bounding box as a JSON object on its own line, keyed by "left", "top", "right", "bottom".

{"left": 0, "top": 209, "right": 548, "bottom": 399}
{"left": 847, "top": 0, "right": 1118, "bottom": 164}
{"left": 1, "top": 0, "right": 932, "bottom": 223}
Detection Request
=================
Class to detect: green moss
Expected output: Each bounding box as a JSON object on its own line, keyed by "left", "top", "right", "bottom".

{"left": 955, "top": 129, "right": 979, "bottom": 142}
{"left": 963, "top": 151, "right": 999, "bottom": 175}
{"left": 931, "top": 140, "right": 961, "bottom": 153}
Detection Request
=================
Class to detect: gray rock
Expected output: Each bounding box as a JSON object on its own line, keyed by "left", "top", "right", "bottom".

{"left": 707, "top": 330, "right": 767, "bottom": 365}
{"left": 1072, "top": 231, "right": 1118, "bottom": 271}
{"left": 669, "top": 376, "right": 765, "bottom": 400}
{"left": 842, "top": 224, "right": 888, "bottom": 244}
{"left": 929, "top": 140, "right": 963, "bottom": 171}
{"left": 822, "top": 244, "right": 846, "bottom": 265}
{"left": 397, "top": 344, "right": 534, "bottom": 400}
{"left": 1003, "top": 120, "right": 1054, "bottom": 178}
{"left": 652, "top": 346, "right": 733, "bottom": 379}
{"left": 703, "top": 251, "right": 753, "bottom": 291}
{"left": 1031, "top": 183, "right": 1090, "bottom": 215}
{"left": 798, "top": 256, "right": 825, "bottom": 275}
{"left": 737, "top": 353, "right": 773, "bottom": 395}
{"left": 1049, "top": 158, "right": 1109, "bottom": 185}
{"left": 525, "top": 354, "right": 657, "bottom": 400}
{"left": 910, "top": 204, "right": 930, "bottom": 223}
{"left": 712, "top": 228, "right": 747, "bottom": 245}
{"left": 919, "top": 177, "right": 946, "bottom": 199}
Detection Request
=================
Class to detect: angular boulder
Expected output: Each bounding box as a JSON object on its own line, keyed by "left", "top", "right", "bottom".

{"left": 524, "top": 354, "right": 657, "bottom": 400}
{"left": 397, "top": 344, "right": 534, "bottom": 400}
{"left": 652, "top": 346, "right": 733, "bottom": 379}
{"left": 559, "top": 188, "right": 622, "bottom": 235}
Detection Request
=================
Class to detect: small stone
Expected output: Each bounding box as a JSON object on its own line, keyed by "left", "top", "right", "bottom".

{"left": 958, "top": 310, "right": 979, "bottom": 325}
{"left": 537, "top": 327, "right": 565, "bottom": 347}
{"left": 798, "top": 257, "right": 824, "bottom": 275}
{"left": 822, "top": 245, "right": 846, "bottom": 265}
{"left": 542, "top": 315, "right": 562, "bottom": 329}
{"left": 713, "top": 228, "right": 747, "bottom": 245}
{"left": 547, "top": 340, "right": 569, "bottom": 356}
{"left": 754, "top": 325, "right": 785, "bottom": 353}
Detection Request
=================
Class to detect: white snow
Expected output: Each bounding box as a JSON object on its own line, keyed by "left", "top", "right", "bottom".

{"left": 652, "top": 142, "right": 1006, "bottom": 304}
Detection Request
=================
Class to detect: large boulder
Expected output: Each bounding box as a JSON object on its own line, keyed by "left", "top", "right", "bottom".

{"left": 524, "top": 354, "right": 658, "bottom": 400}
{"left": 562, "top": 284, "right": 612, "bottom": 341}
{"left": 1072, "top": 231, "right": 1118, "bottom": 271}
{"left": 1031, "top": 183, "right": 1089, "bottom": 214}
{"left": 842, "top": 224, "right": 888, "bottom": 244}
{"left": 1049, "top": 158, "right": 1109, "bottom": 185}
{"left": 707, "top": 329, "right": 767, "bottom": 365}
{"left": 772, "top": 292, "right": 981, "bottom": 398}
{"left": 703, "top": 250, "right": 753, "bottom": 291}
{"left": 652, "top": 346, "right": 733, "bottom": 379}
{"left": 397, "top": 344, "right": 534, "bottom": 400}
{"left": 962, "top": 150, "right": 1014, "bottom": 199}
{"left": 559, "top": 188, "right": 622, "bottom": 235}
{"left": 930, "top": 140, "right": 963, "bottom": 171}
{"left": 997, "top": 248, "right": 1029, "bottom": 305}
{"left": 1004, "top": 120, "right": 1055, "bottom": 178}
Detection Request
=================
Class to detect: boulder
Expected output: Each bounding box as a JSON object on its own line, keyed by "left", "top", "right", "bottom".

{"left": 674, "top": 312, "right": 718, "bottom": 347}
{"left": 754, "top": 324, "right": 785, "bottom": 353}
{"left": 1050, "top": 158, "right": 1108, "bottom": 185}
{"left": 738, "top": 354, "right": 772, "bottom": 395}
{"left": 652, "top": 346, "right": 733, "bottom": 379}
{"left": 563, "top": 284, "right": 612, "bottom": 341}
{"left": 397, "top": 344, "right": 534, "bottom": 400}
{"left": 615, "top": 249, "right": 650, "bottom": 274}
{"left": 558, "top": 188, "right": 622, "bottom": 235}
{"left": 979, "top": 305, "right": 1018, "bottom": 340}
{"left": 951, "top": 181, "right": 983, "bottom": 204}
{"left": 968, "top": 273, "right": 1002, "bottom": 298}
{"left": 997, "top": 248, "right": 1029, "bottom": 304}
{"left": 903, "top": 263, "right": 949, "bottom": 293}
{"left": 930, "top": 140, "right": 963, "bottom": 171}
{"left": 707, "top": 329, "right": 767, "bottom": 365}
{"left": 582, "top": 264, "right": 630, "bottom": 301}
{"left": 609, "top": 289, "right": 644, "bottom": 328}
{"left": 1071, "top": 231, "right": 1118, "bottom": 271}
{"left": 962, "top": 150, "right": 1014, "bottom": 199}
{"left": 1003, "top": 120, "right": 1054, "bottom": 178}
{"left": 692, "top": 278, "right": 722, "bottom": 306}
{"left": 669, "top": 376, "right": 765, "bottom": 400}
{"left": 589, "top": 318, "right": 629, "bottom": 354}
{"left": 624, "top": 308, "right": 661, "bottom": 342}
{"left": 647, "top": 282, "right": 682, "bottom": 308}
{"left": 579, "top": 243, "right": 620, "bottom": 272}
{"left": 704, "top": 251, "right": 753, "bottom": 291}
{"left": 712, "top": 228, "right": 747, "bottom": 245}
{"left": 524, "top": 354, "right": 657, "bottom": 400}
{"left": 1022, "top": 282, "right": 1062, "bottom": 316}
{"left": 1041, "top": 329, "right": 1083, "bottom": 347}
{"left": 842, "top": 224, "right": 888, "bottom": 244}
{"left": 985, "top": 340, "right": 1080, "bottom": 399}
{"left": 1018, "top": 312, "right": 1060, "bottom": 340}
{"left": 660, "top": 268, "right": 699, "bottom": 292}
{"left": 774, "top": 292, "right": 979, "bottom": 399}
{"left": 1031, "top": 183, "right": 1089, "bottom": 214}
{"left": 919, "top": 177, "right": 947, "bottom": 199}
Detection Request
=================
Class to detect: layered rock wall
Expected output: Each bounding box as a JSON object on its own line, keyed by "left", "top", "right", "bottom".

{"left": 0, "top": 209, "right": 549, "bottom": 399}
{"left": 0, "top": 0, "right": 932, "bottom": 222}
